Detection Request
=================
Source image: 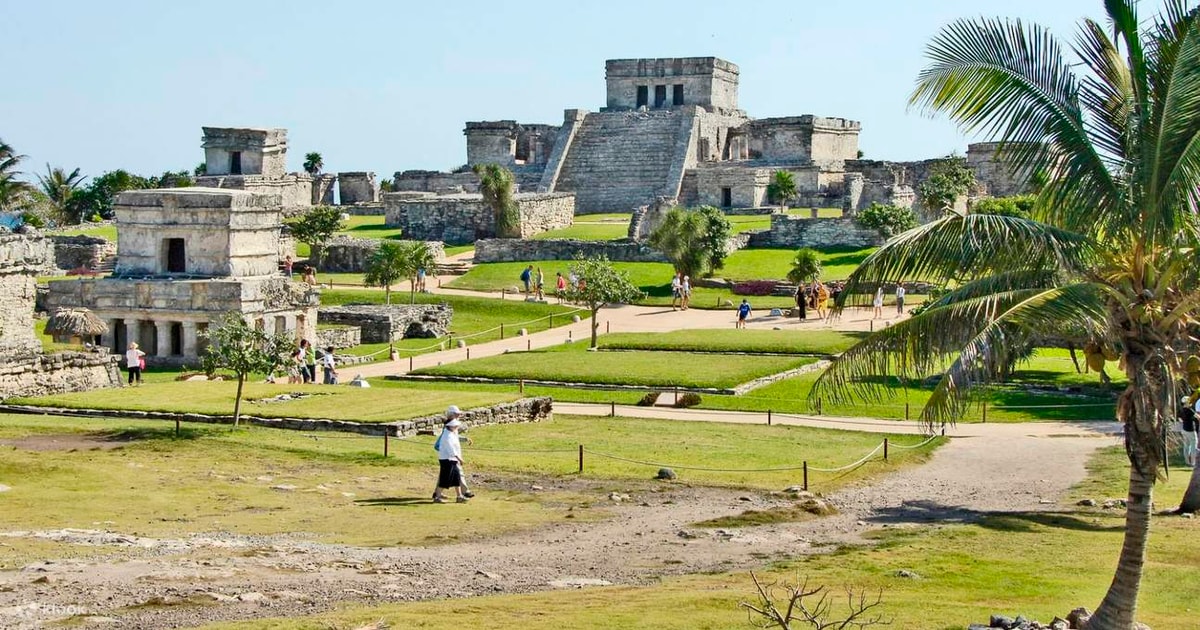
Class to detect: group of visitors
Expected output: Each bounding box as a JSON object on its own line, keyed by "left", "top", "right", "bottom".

{"left": 670, "top": 272, "right": 692, "bottom": 311}
{"left": 521, "top": 265, "right": 583, "bottom": 303}
{"left": 284, "top": 256, "right": 319, "bottom": 286}
{"left": 288, "top": 339, "right": 337, "bottom": 385}
{"left": 872, "top": 283, "right": 907, "bottom": 319}
{"left": 793, "top": 280, "right": 840, "bottom": 321}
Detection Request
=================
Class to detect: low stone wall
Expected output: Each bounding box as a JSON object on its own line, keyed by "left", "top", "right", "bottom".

{"left": 393, "top": 170, "right": 480, "bottom": 195}
{"left": 49, "top": 235, "right": 116, "bottom": 271}
{"left": 318, "top": 236, "right": 446, "bottom": 273}
{"left": 317, "top": 304, "right": 452, "bottom": 343}
{"left": 0, "top": 351, "right": 122, "bottom": 400}
{"left": 341, "top": 203, "right": 386, "bottom": 216}
{"left": 748, "top": 215, "right": 884, "bottom": 249}
{"left": 315, "top": 325, "right": 361, "bottom": 350}
{"left": 383, "top": 192, "right": 574, "bottom": 245}
{"left": 474, "top": 238, "right": 669, "bottom": 263}
{"left": 0, "top": 396, "right": 553, "bottom": 438}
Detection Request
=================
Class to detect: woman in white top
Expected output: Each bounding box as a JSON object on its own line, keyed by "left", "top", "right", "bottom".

{"left": 872, "top": 287, "right": 884, "bottom": 319}
{"left": 433, "top": 406, "right": 474, "bottom": 503}
{"left": 125, "top": 342, "right": 146, "bottom": 386}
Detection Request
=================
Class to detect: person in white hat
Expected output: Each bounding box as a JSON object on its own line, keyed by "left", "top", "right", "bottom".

{"left": 433, "top": 405, "right": 474, "bottom": 503}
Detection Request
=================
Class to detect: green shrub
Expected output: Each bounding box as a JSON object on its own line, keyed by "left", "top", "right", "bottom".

{"left": 674, "top": 392, "right": 702, "bottom": 408}
{"left": 637, "top": 391, "right": 662, "bottom": 406}
{"left": 971, "top": 194, "right": 1037, "bottom": 218}
{"left": 855, "top": 203, "right": 917, "bottom": 238}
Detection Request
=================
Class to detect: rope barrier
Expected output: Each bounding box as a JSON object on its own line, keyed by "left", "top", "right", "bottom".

{"left": 586, "top": 450, "right": 813, "bottom": 473}
{"left": 807, "top": 442, "right": 885, "bottom": 473}
{"left": 886, "top": 434, "right": 940, "bottom": 450}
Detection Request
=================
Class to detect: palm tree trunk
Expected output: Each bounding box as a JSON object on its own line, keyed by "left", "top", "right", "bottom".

{"left": 1088, "top": 457, "right": 1155, "bottom": 629}
{"left": 590, "top": 305, "right": 600, "bottom": 348}
{"left": 1179, "top": 459, "right": 1200, "bottom": 513}
{"left": 233, "top": 373, "right": 246, "bottom": 428}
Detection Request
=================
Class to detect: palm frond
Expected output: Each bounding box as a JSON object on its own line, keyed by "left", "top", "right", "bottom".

{"left": 1151, "top": 14, "right": 1200, "bottom": 226}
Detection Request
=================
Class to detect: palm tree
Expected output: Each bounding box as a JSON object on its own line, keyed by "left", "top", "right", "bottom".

{"left": 363, "top": 241, "right": 407, "bottom": 305}
{"left": 473, "top": 164, "right": 519, "bottom": 237}
{"left": 814, "top": 4, "right": 1200, "bottom": 628}
{"left": 36, "top": 164, "right": 86, "bottom": 220}
{"left": 786, "top": 248, "right": 822, "bottom": 285}
{"left": 0, "top": 138, "right": 31, "bottom": 211}
{"left": 303, "top": 152, "right": 323, "bottom": 175}
{"left": 404, "top": 241, "right": 438, "bottom": 304}
{"left": 767, "top": 170, "right": 797, "bottom": 209}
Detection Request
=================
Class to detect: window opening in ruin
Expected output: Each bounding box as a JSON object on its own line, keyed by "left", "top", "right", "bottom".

{"left": 164, "top": 238, "right": 186, "bottom": 273}
{"left": 112, "top": 318, "right": 125, "bottom": 353}
{"left": 196, "top": 323, "right": 210, "bottom": 356}
{"left": 170, "top": 322, "right": 183, "bottom": 356}
{"left": 230, "top": 151, "right": 242, "bottom": 175}
{"left": 636, "top": 86, "right": 648, "bottom": 108}
{"left": 275, "top": 316, "right": 287, "bottom": 336}
{"left": 514, "top": 137, "right": 530, "bottom": 164}
{"left": 673, "top": 84, "right": 684, "bottom": 106}
{"left": 722, "top": 187, "right": 733, "bottom": 208}
{"left": 654, "top": 85, "right": 667, "bottom": 108}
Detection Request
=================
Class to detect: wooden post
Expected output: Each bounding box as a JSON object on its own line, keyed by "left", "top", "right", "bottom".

{"left": 905, "top": 403, "right": 909, "bottom": 421}
{"left": 870, "top": 320, "right": 874, "bottom": 332}
{"left": 578, "top": 444, "right": 584, "bottom": 473}
{"left": 674, "top": 386, "right": 679, "bottom": 405}
{"left": 527, "top": 339, "right": 532, "bottom": 351}
{"left": 519, "top": 379, "right": 525, "bottom": 394}
{"left": 767, "top": 410, "right": 772, "bottom": 425}
{"left": 409, "top": 355, "right": 413, "bottom": 371}
{"left": 549, "top": 314, "right": 553, "bottom": 329}
{"left": 606, "top": 321, "right": 610, "bottom": 334}
{"left": 384, "top": 432, "right": 389, "bottom": 457}
{"left": 816, "top": 398, "right": 823, "bottom": 415}
{"left": 500, "top": 324, "right": 504, "bottom": 339}
{"left": 884, "top": 438, "right": 889, "bottom": 461}
{"left": 175, "top": 417, "right": 180, "bottom": 438}
{"left": 610, "top": 401, "right": 616, "bottom": 417}
{"left": 466, "top": 347, "right": 470, "bottom": 360}
{"left": 803, "top": 461, "right": 808, "bottom": 491}
{"left": 982, "top": 402, "right": 987, "bottom": 423}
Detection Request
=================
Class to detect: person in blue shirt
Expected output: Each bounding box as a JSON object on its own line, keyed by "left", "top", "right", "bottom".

{"left": 736, "top": 299, "right": 752, "bottom": 329}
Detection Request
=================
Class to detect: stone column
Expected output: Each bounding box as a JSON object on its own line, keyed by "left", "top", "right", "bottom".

{"left": 182, "top": 321, "right": 198, "bottom": 358}
{"left": 124, "top": 320, "right": 140, "bottom": 353}
{"left": 102, "top": 319, "right": 118, "bottom": 352}
{"left": 154, "top": 321, "right": 171, "bottom": 357}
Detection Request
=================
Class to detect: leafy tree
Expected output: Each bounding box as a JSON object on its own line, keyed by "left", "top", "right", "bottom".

{"left": 816, "top": 4, "right": 1200, "bottom": 627}
{"left": 363, "top": 241, "right": 408, "bottom": 305}
{"left": 766, "top": 170, "right": 797, "bottom": 207}
{"left": 65, "top": 169, "right": 154, "bottom": 223}
{"left": 36, "top": 165, "right": 86, "bottom": 224}
{"left": 917, "top": 155, "right": 975, "bottom": 215}
{"left": 289, "top": 205, "right": 344, "bottom": 267}
{"left": 786, "top": 248, "right": 822, "bottom": 285}
{"left": 649, "top": 206, "right": 731, "bottom": 278}
{"left": 473, "top": 164, "right": 519, "bottom": 238}
{"left": 150, "top": 170, "right": 193, "bottom": 188}
{"left": 379, "top": 178, "right": 395, "bottom": 193}
{"left": 854, "top": 203, "right": 917, "bottom": 238}
{"left": 303, "top": 152, "right": 324, "bottom": 175}
{"left": 971, "top": 194, "right": 1037, "bottom": 219}
{"left": 403, "top": 241, "right": 438, "bottom": 304}
{"left": 0, "top": 138, "right": 31, "bottom": 211}
{"left": 561, "top": 255, "right": 645, "bottom": 348}
{"left": 200, "top": 313, "right": 294, "bottom": 427}
{"left": 194, "top": 162, "right": 207, "bottom": 176}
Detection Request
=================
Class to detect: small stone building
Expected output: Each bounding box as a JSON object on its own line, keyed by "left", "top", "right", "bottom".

{"left": 383, "top": 192, "right": 574, "bottom": 245}
{"left": 47, "top": 188, "right": 320, "bottom": 365}
{"left": 195, "top": 127, "right": 336, "bottom": 213}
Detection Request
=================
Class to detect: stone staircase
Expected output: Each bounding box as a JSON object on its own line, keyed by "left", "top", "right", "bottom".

{"left": 436, "top": 260, "right": 471, "bottom": 276}
{"left": 555, "top": 110, "right": 691, "bottom": 214}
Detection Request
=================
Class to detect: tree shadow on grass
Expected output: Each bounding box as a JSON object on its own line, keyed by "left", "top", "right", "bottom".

{"left": 104, "top": 427, "right": 208, "bottom": 441}
{"left": 355, "top": 497, "right": 438, "bottom": 507}
{"left": 865, "top": 500, "right": 1121, "bottom": 533}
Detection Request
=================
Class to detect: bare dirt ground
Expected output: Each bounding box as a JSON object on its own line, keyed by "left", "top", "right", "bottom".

{"left": 0, "top": 425, "right": 1116, "bottom": 629}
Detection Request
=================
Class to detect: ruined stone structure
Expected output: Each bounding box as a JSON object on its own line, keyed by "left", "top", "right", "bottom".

{"left": 337, "top": 172, "right": 379, "bottom": 204}
{"left": 47, "top": 235, "right": 116, "bottom": 272}
{"left": 473, "top": 238, "right": 669, "bottom": 264}
{"left": 384, "top": 192, "right": 574, "bottom": 245}
{"left": 747, "top": 215, "right": 884, "bottom": 249}
{"left": 319, "top": 236, "right": 445, "bottom": 273}
{"left": 195, "top": 127, "right": 336, "bottom": 213}
{"left": 317, "top": 304, "right": 451, "bottom": 344}
{"left": 46, "top": 188, "right": 320, "bottom": 365}
{"left": 0, "top": 232, "right": 121, "bottom": 398}
{"left": 967, "top": 142, "right": 1041, "bottom": 198}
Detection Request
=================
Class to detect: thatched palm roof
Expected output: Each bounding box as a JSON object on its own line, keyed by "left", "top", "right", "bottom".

{"left": 45, "top": 308, "right": 107, "bottom": 337}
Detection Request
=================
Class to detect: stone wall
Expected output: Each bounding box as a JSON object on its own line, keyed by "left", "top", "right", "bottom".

{"left": 967, "top": 142, "right": 1040, "bottom": 198}
{"left": 48, "top": 235, "right": 116, "bottom": 271}
{"left": 384, "top": 192, "right": 574, "bottom": 245}
{"left": 748, "top": 215, "right": 884, "bottom": 249}
{"left": 745, "top": 116, "right": 860, "bottom": 166}
{"left": 317, "top": 304, "right": 452, "bottom": 343}
{"left": 318, "top": 236, "right": 446, "bottom": 273}
{"left": 338, "top": 172, "right": 378, "bottom": 204}
{"left": 0, "top": 352, "right": 122, "bottom": 400}
{"left": 315, "top": 325, "right": 361, "bottom": 350}
{"left": 692, "top": 164, "right": 769, "bottom": 208}
{"left": 473, "top": 238, "right": 669, "bottom": 263}
{"left": 393, "top": 170, "right": 480, "bottom": 194}
{"left": 0, "top": 233, "right": 55, "bottom": 356}
{"left": 340, "top": 202, "right": 387, "bottom": 215}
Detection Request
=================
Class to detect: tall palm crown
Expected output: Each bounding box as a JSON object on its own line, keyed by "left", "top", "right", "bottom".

{"left": 302, "top": 152, "right": 323, "bottom": 175}
{"left": 0, "top": 139, "right": 32, "bottom": 210}
{"left": 37, "top": 165, "right": 86, "bottom": 214}
{"left": 814, "top": 2, "right": 1200, "bottom": 628}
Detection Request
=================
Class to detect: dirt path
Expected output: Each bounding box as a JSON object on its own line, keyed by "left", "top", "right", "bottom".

{"left": 0, "top": 424, "right": 1115, "bottom": 629}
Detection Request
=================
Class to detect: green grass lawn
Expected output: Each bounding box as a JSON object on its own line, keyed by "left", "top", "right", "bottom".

{"left": 532, "top": 223, "right": 630, "bottom": 241}
{"left": 335, "top": 215, "right": 404, "bottom": 240}
{"left": 573, "top": 213, "right": 632, "bottom": 222}
{"left": 11, "top": 380, "right": 518, "bottom": 423}
{"left": 200, "top": 445, "right": 1194, "bottom": 630}
{"left": 721, "top": 247, "right": 876, "bottom": 281}
{"left": 411, "top": 343, "right": 816, "bottom": 389}
{"left": 599, "top": 329, "right": 865, "bottom": 355}
{"left": 49, "top": 223, "right": 118, "bottom": 241}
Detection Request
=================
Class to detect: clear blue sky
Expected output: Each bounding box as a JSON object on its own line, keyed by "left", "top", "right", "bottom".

{"left": 3, "top": 0, "right": 1110, "bottom": 183}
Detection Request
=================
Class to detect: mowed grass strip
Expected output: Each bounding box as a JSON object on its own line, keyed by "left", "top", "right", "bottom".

{"left": 531, "top": 222, "right": 630, "bottom": 241}
{"left": 0, "top": 415, "right": 579, "bottom": 549}
{"left": 11, "top": 380, "right": 517, "bottom": 423}
{"left": 199, "top": 446, "right": 1193, "bottom": 630}
{"left": 599, "top": 329, "right": 864, "bottom": 355}
{"left": 412, "top": 345, "right": 816, "bottom": 389}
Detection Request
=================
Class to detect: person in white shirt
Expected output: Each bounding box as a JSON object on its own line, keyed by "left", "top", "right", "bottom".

{"left": 896, "top": 283, "right": 907, "bottom": 314}
{"left": 670, "top": 272, "right": 683, "bottom": 310}
{"left": 321, "top": 346, "right": 338, "bottom": 385}
{"left": 872, "top": 287, "right": 884, "bottom": 319}
{"left": 433, "top": 406, "right": 474, "bottom": 503}
{"left": 125, "top": 342, "right": 146, "bottom": 386}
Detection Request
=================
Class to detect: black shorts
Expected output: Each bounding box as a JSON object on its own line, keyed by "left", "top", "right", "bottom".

{"left": 437, "top": 459, "right": 462, "bottom": 488}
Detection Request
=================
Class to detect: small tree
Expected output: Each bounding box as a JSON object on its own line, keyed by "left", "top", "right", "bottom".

{"left": 787, "top": 248, "right": 822, "bottom": 285}
{"left": 561, "top": 255, "right": 645, "bottom": 348}
{"left": 854, "top": 203, "right": 917, "bottom": 238}
{"left": 473, "top": 164, "right": 520, "bottom": 238}
{"left": 200, "top": 313, "right": 294, "bottom": 427}
{"left": 303, "top": 152, "right": 324, "bottom": 175}
{"left": 364, "top": 241, "right": 408, "bottom": 304}
{"left": 194, "top": 162, "right": 207, "bottom": 176}
{"left": 739, "top": 572, "right": 888, "bottom": 629}
{"left": 649, "top": 206, "right": 730, "bottom": 278}
{"left": 290, "top": 205, "right": 344, "bottom": 267}
{"left": 404, "top": 241, "right": 438, "bottom": 304}
{"left": 697, "top": 205, "right": 733, "bottom": 274}
{"left": 379, "top": 177, "right": 395, "bottom": 193}
{"left": 36, "top": 165, "right": 86, "bottom": 223}
{"left": 917, "top": 155, "right": 975, "bottom": 215}
{"left": 766, "top": 170, "right": 797, "bottom": 208}
{"left": 970, "top": 194, "right": 1037, "bottom": 219}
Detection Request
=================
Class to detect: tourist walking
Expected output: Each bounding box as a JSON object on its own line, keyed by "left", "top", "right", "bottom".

{"left": 896, "top": 282, "right": 906, "bottom": 315}
{"left": 520, "top": 265, "right": 533, "bottom": 297}
{"left": 416, "top": 267, "right": 426, "bottom": 292}
{"left": 321, "top": 346, "right": 338, "bottom": 385}
{"left": 535, "top": 266, "right": 545, "bottom": 300}
{"left": 288, "top": 348, "right": 303, "bottom": 384}
{"left": 299, "top": 339, "right": 317, "bottom": 384}
{"left": 873, "top": 286, "right": 884, "bottom": 319}
{"left": 283, "top": 255, "right": 293, "bottom": 279}
{"left": 555, "top": 272, "right": 567, "bottom": 302}
{"left": 670, "top": 272, "right": 683, "bottom": 310}
{"left": 681, "top": 275, "right": 692, "bottom": 310}
{"left": 794, "top": 285, "right": 807, "bottom": 320}
{"left": 1184, "top": 396, "right": 1199, "bottom": 467}
{"left": 736, "top": 298, "right": 752, "bottom": 328}
{"left": 432, "top": 406, "right": 474, "bottom": 503}
{"left": 125, "top": 342, "right": 146, "bottom": 386}
{"left": 814, "top": 281, "right": 830, "bottom": 320}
